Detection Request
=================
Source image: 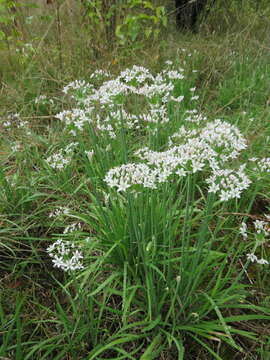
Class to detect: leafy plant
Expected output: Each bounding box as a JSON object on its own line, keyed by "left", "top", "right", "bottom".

{"left": 82, "top": 0, "right": 167, "bottom": 49}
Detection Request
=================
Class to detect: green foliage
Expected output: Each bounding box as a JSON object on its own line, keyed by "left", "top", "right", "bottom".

{"left": 0, "top": 0, "right": 16, "bottom": 24}
{"left": 0, "top": 0, "right": 37, "bottom": 48}
{"left": 83, "top": 0, "right": 167, "bottom": 48}
{"left": 116, "top": 1, "right": 167, "bottom": 46}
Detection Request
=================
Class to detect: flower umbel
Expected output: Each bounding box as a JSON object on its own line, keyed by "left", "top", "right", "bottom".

{"left": 47, "top": 239, "right": 84, "bottom": 271}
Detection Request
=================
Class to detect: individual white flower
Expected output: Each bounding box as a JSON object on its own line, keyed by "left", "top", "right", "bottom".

{"left": 254, "top": 220, "right": 265, "bottom": 234}
{"left": 34, "top": 95, "right": 47, "bottom": 104}
{"left": 63, "top": 80, "right": 93, "bottom": 96}
{"left": 257, "top": 258, "right": 269, "bottom": 265}
{"left": 11, "top": 143, "right": 21, "bottom": 152}
{"left": 253, "top": 220, "right": 270, "bottom": 236}
{"left": 239, "top": 222, "right": 248, "bottom": 239}
{"left": 3, "top": 120, "right": 11, "bottom": 128}
{"left": 85, "top": 150, "right": 94, "bottom": 161}
{"left": 17, "top": 119, "right": 29, "bottom": 128}
{"left": 170, "top": 95, "right": 184, "bottom": 103}
{"left": 70, "top": 129, "right": 77, "bottom": 136}
{"left": 246, "top": 253, "right": 257, "bottom": 262}
{"left": 104, "top": 192, "right": 110, "bottom": 205}
{"left": 47, "top": 238, "right": 84, "bottom": 271}
{"left": 49, "top": 207, "right": 70, "bottom": 218}
{"left": 247, "top": 253, "right": 269, "bottom": 265}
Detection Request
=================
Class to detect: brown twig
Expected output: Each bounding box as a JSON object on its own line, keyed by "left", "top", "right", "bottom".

{"left": 239, "top": 259, "right": 253, "bottom": 285}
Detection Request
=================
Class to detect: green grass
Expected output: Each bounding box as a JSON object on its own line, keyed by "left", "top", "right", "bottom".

{"left": 1, "top": 4, "right": 270, "bottom": 359}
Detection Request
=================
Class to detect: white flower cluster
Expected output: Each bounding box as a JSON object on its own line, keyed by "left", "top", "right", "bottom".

{"left": 49, "top": 206, "right": 70, "bottom": 218}
{"left": 239, "top": 222, "right": 248, "bottom": 239}
{"left": 169, "top": 119, "right": 247, "bottom": 162}
{"left": 63, "top": 80, "right": 93, "bottom": 95}
{"left": 256, "top": 158, "right": 270, "bottom": 173}
{"left": 168, "top": 126, "right": 198, "bottom": 145}
{"left": 58, "top": 64, "right": 186, "bottom": 135}
{"left": 247, "top": 253, "right": 269, "bottom": 265}
{"left": 135, "top": 140, "right": 212, "bottom": 176}
{"left": 184, "top": 109, "right": 206, "bottom": 123}
{"left": 63, "top": 222, "right": 82, "bottom": 234}
{"left": 163, "top": 70, "right": 184, "bottom": 80}
{"left": 4, "top": 113, "right": 30, "bottom": 132}
{"left": 119, "top": 65, "right": 154, "bottom": 84}
{"left": 85, "top": 78, "right": 129, "bottom": 106}
{"left": 199, "top": 119, "right": 247, "bottom": 162}
{"left": 46, "top": 151, "right": 70, "bottom": 170}
{"left": 57, "top": 64, "right": 251, "bottom": 202}
{"left": 55, "top": 108, "right": 93, "bottom": 134}
{"left": 47, "top": 238, "right": 84, "bottom": 271}
{"left": 253, "top": 220, "right": 270, "bottom": 236}
{"left": 34, "top": 95, "right": 54, "bottom": 105}
{"left": 35, "top": 95, "right": 47, "bottom": 104}
{"left": 11, "top": 142, "right": 22, "bottom": 152}
{"left": 135, "top": 81, "right": 174, "bottom": 101}
{"left": 3, "top": 120, "right": 11, "bottom": 128}
{"left": 17, "top": 119, "right": 29, "bottom": 129}
{"left": 46, "top": 142, "right": 78, "bottom": 170}
{"left": 104, "top": 163, "right": 159, "bottom": 192}
{"left": 90, "top": 69, "right": 111, "bottom": 79}
{"left": 96, "top": 114, "right": 116, "bottom": 139}
{"left": 239, "top": 218, "right": 270, "bottom": 240}
{"left": 206, "top": 165, "right": 251, "bottom": 201}
{"left": 140, "top": 104, "right": 169, "bottom": 124}
{"left": 109, "top": 109, "right": 140, "bottom": 129}
{"left": 170, "top": 95, "right": 185, "bottom": 103}
{"left": 105, "top": 117, "right": 251, "bottom": 201}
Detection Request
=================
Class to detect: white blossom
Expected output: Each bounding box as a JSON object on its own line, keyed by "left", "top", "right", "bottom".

{"left": 63, "top": 222, "right": 82, "bottom": 234}
{"left": 85, "top": 150, "right": 94, "bottom": 161}
{"left": 47, "top": 238, "right": 84, "bottom": 271}
{"left": 255, "top": 158, "right": 270, "bottom": 173}
{"left": 104, "top": 163, "right": 159, "bottom": 192}
{"left": 253, "top": 220, "right": 270, "bottom": 236}
{"left": 247, "top": 253, "right": 269, "bottom": 265}
{"left": 49, "top": 207, "right": 70, "bottom": 218}
{"left": 46, "top": 143, "right": 78, "bottom": 170}
{"left": 239, "top": 222, "right": 248, "bottom": 239}
{"left": 206, "top": 165, "right": 251, "bottom": 201}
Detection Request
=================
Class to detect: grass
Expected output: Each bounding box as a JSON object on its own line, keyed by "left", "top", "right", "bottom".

{"left": 1, "top": 2, "right": 270, "bottom": 359}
